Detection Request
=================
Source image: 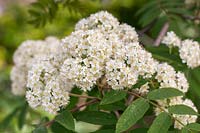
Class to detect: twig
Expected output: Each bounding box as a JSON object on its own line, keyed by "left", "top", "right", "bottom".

{"left": 114, "top": 111, "right": 120, "bottom": 119}
{"left": 44, "top": 119, "right": 55, "bottom": 127}
{"left": 154, "top": 22, "right": 169, "bottom": 46}
{"left": 125, "top": 95, "right": 135, "bottom": 106}
{"left": 70, "top": 99, "right": 99, "bottom": 112}
{"left": 183, "top": 15, "right": 200, "bottom": 20}
{"left": 69, "top": 93, "right": 101, "bottom": 100}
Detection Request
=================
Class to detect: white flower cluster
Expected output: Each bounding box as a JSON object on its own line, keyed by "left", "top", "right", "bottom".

{"left": 156, "top": 63, "right": 189, "bottom": 93}
{"left": 162, "top": 31, "right": 200, "bottom": 68}
{"left": 26, "top": 55, "right": 72, "bottom": 114}
{"left": 61, "top": 11, "right": 157, "bottom": 91}
{"left": 11, "top": 11, "right": 198, "bottom": 125}
{"left": 11, "top": 37, "right": 62, "bottom": 95}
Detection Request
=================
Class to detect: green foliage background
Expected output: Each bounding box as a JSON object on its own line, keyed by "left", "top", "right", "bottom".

{"left": 0, "top": 0, "right": 200, "bottom": 132}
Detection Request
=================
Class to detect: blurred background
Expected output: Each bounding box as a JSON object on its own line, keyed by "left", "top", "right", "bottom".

{"left": 0, "top": 0, "right": 199, "bottom": 132}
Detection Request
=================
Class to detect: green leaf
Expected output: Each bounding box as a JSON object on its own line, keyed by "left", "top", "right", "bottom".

{"left": 188, "top": 68, "right": 200, "bottom": 98}
{"left": 168, "top": 105, "right": 198, "bottom": 115}
{"left": 99, "top": 101, "right": 126, "bottom": 111}
{"left": 18, "top": 103, "right": 28, "bottom": 129}
{"left": 145, "top": 45, "right": 187, "bottom": 71}
{"left": 92, "top": 129, "right": 115, "bottom": 133}
{"left": 182, "top": 123, "right": 200, "bottom": 133}
{"left": 148, "top": 112, "right": 172, "bottom": 133}
{"left": 116, "top": 98, "right": 150, "bottom": 133}
{"left": 51, "top": 122, "right": 74, "bottom": 133}
{"left": 55, "top": 110, "right": 75, "bottom": 131}
{"left": 132, "top": 76, "right": 149, "bottom": 89}
{"left": 129, "top": 128, "right": 148, "bottom": 133}
{"left": 33, "top": 126, "right": 48, "bottom": 133}
{"left": 147, "top": 88, "right": 184, "bottom": 100}
{"left": 75, "top": 111, "right": 117, "bottom": 125}
{"left": 100, "top": 90, "right": 126, "bottom": 105}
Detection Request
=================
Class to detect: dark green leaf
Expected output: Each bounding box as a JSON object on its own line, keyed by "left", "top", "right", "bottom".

{"left": 147, "top": 88, "right": 184, "bottom": 100}
{"left": 168, "top": 105, "right": 198, "bottom": 115}
{"left": 51, "top": 122, "right": 74, "bottom": 133}
{"left": 55, "top": 110, "right": 75, "bottom": 131}
{"left": 116, "top": 98, "right": 150, "bottom": 133}
{"left": 145, "top": 45, "right": 187, "bottom": 71}
{"left": 188, "top": 68, "right": 200, "bottom": 98}
{"left": 75, "top": 111, "right": 117, "bottom": 125}
{"left": 99, "top": 101, "right": 126, "bottom": 111}
{"left": 129, "top": 128, "right": 148, "bottom": 133}
{"left": 92, "top": 129, "right": 115, "bottom": 133}
{"left": 100, "top": 90, "right": 126, "bottom": 105}
{"left": 132, "top": 76, "right": 149, "bottom": 89}
{"left": 33, "top": 126, "right": 48, "bottom": 133}
{"left": 18, "top": 103, "right": 28, "bottom": 129}
{"left": 148, "top": 112, "right": 172, "bottom": 133}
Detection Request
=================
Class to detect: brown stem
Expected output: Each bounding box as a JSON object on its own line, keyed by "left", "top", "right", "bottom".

{"left": 154, "top": 22, "right": 169, "bottom": 46}
{"left": 44, "top": 119, "right": 55, "bottom": 127}
{"left": 125, "top": 95, "right": 135, "bottom": 106}
{"left": 114, "top": 111, "right": 120, "bottom": 119}
{"left": 183, "top": 15, "right": 200, "bottom": 20}
{"left": 69, "top": 93, "right": 101, "bottom": 100}
{"left": 70, "top": 99, "right": 99, "bottom": 112}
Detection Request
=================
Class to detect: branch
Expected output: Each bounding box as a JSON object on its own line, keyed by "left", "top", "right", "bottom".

{"left": 70, "top": 99, "right": 99, "bottom": 112}
{"left": 69, "top": 93, "right": 101, "bottom": 100}
{"left": 44, "top": 119, "right": 55, "bottom": 127}
{"left": 154, "top": 22, "right": 169, "bottom": 46}
{"left": 183, "top": 15, "right": 200, "bottom": 20}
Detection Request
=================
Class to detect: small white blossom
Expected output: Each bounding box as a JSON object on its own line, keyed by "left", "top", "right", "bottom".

{"left": 135, "top": 83, "right": 149, "bottom": 95}
{"left": 162, "top": 31, "right": 181, "bottom": 47}
{"left": 75, "top": 11, "right": 119, "bottom": 31}
{"left": 162, "top": 31, "right": 200, "bottom": 68}
{"left": 155, "top": 63, "right": 189, "bottom": 93}
{"left": 179, "top": 39, "right": 200, "bottom": 68}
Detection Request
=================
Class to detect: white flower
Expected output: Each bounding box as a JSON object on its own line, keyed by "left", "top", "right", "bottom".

{"left": 26, "top": 55, "right": 72, "bottom": 114}
{"left": 135, "top": 83, "right": 149, "bottom": 95}
{"left": 75, "top": 11, "right": 119, "bottom": 31}
{"left": 162, "top": 31, "right": 181, "bottom": 47}
{"left": 155, "top": 63, "right": 189, "bottom": 93}
{"left": 179, "top": 39, "right": 200, "bottom": 68}
{"left": 162, "top": 31, "right": 200, "bottom": 68}
{"left": 11, "top": 37, "right": 61, "bottom": 96}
